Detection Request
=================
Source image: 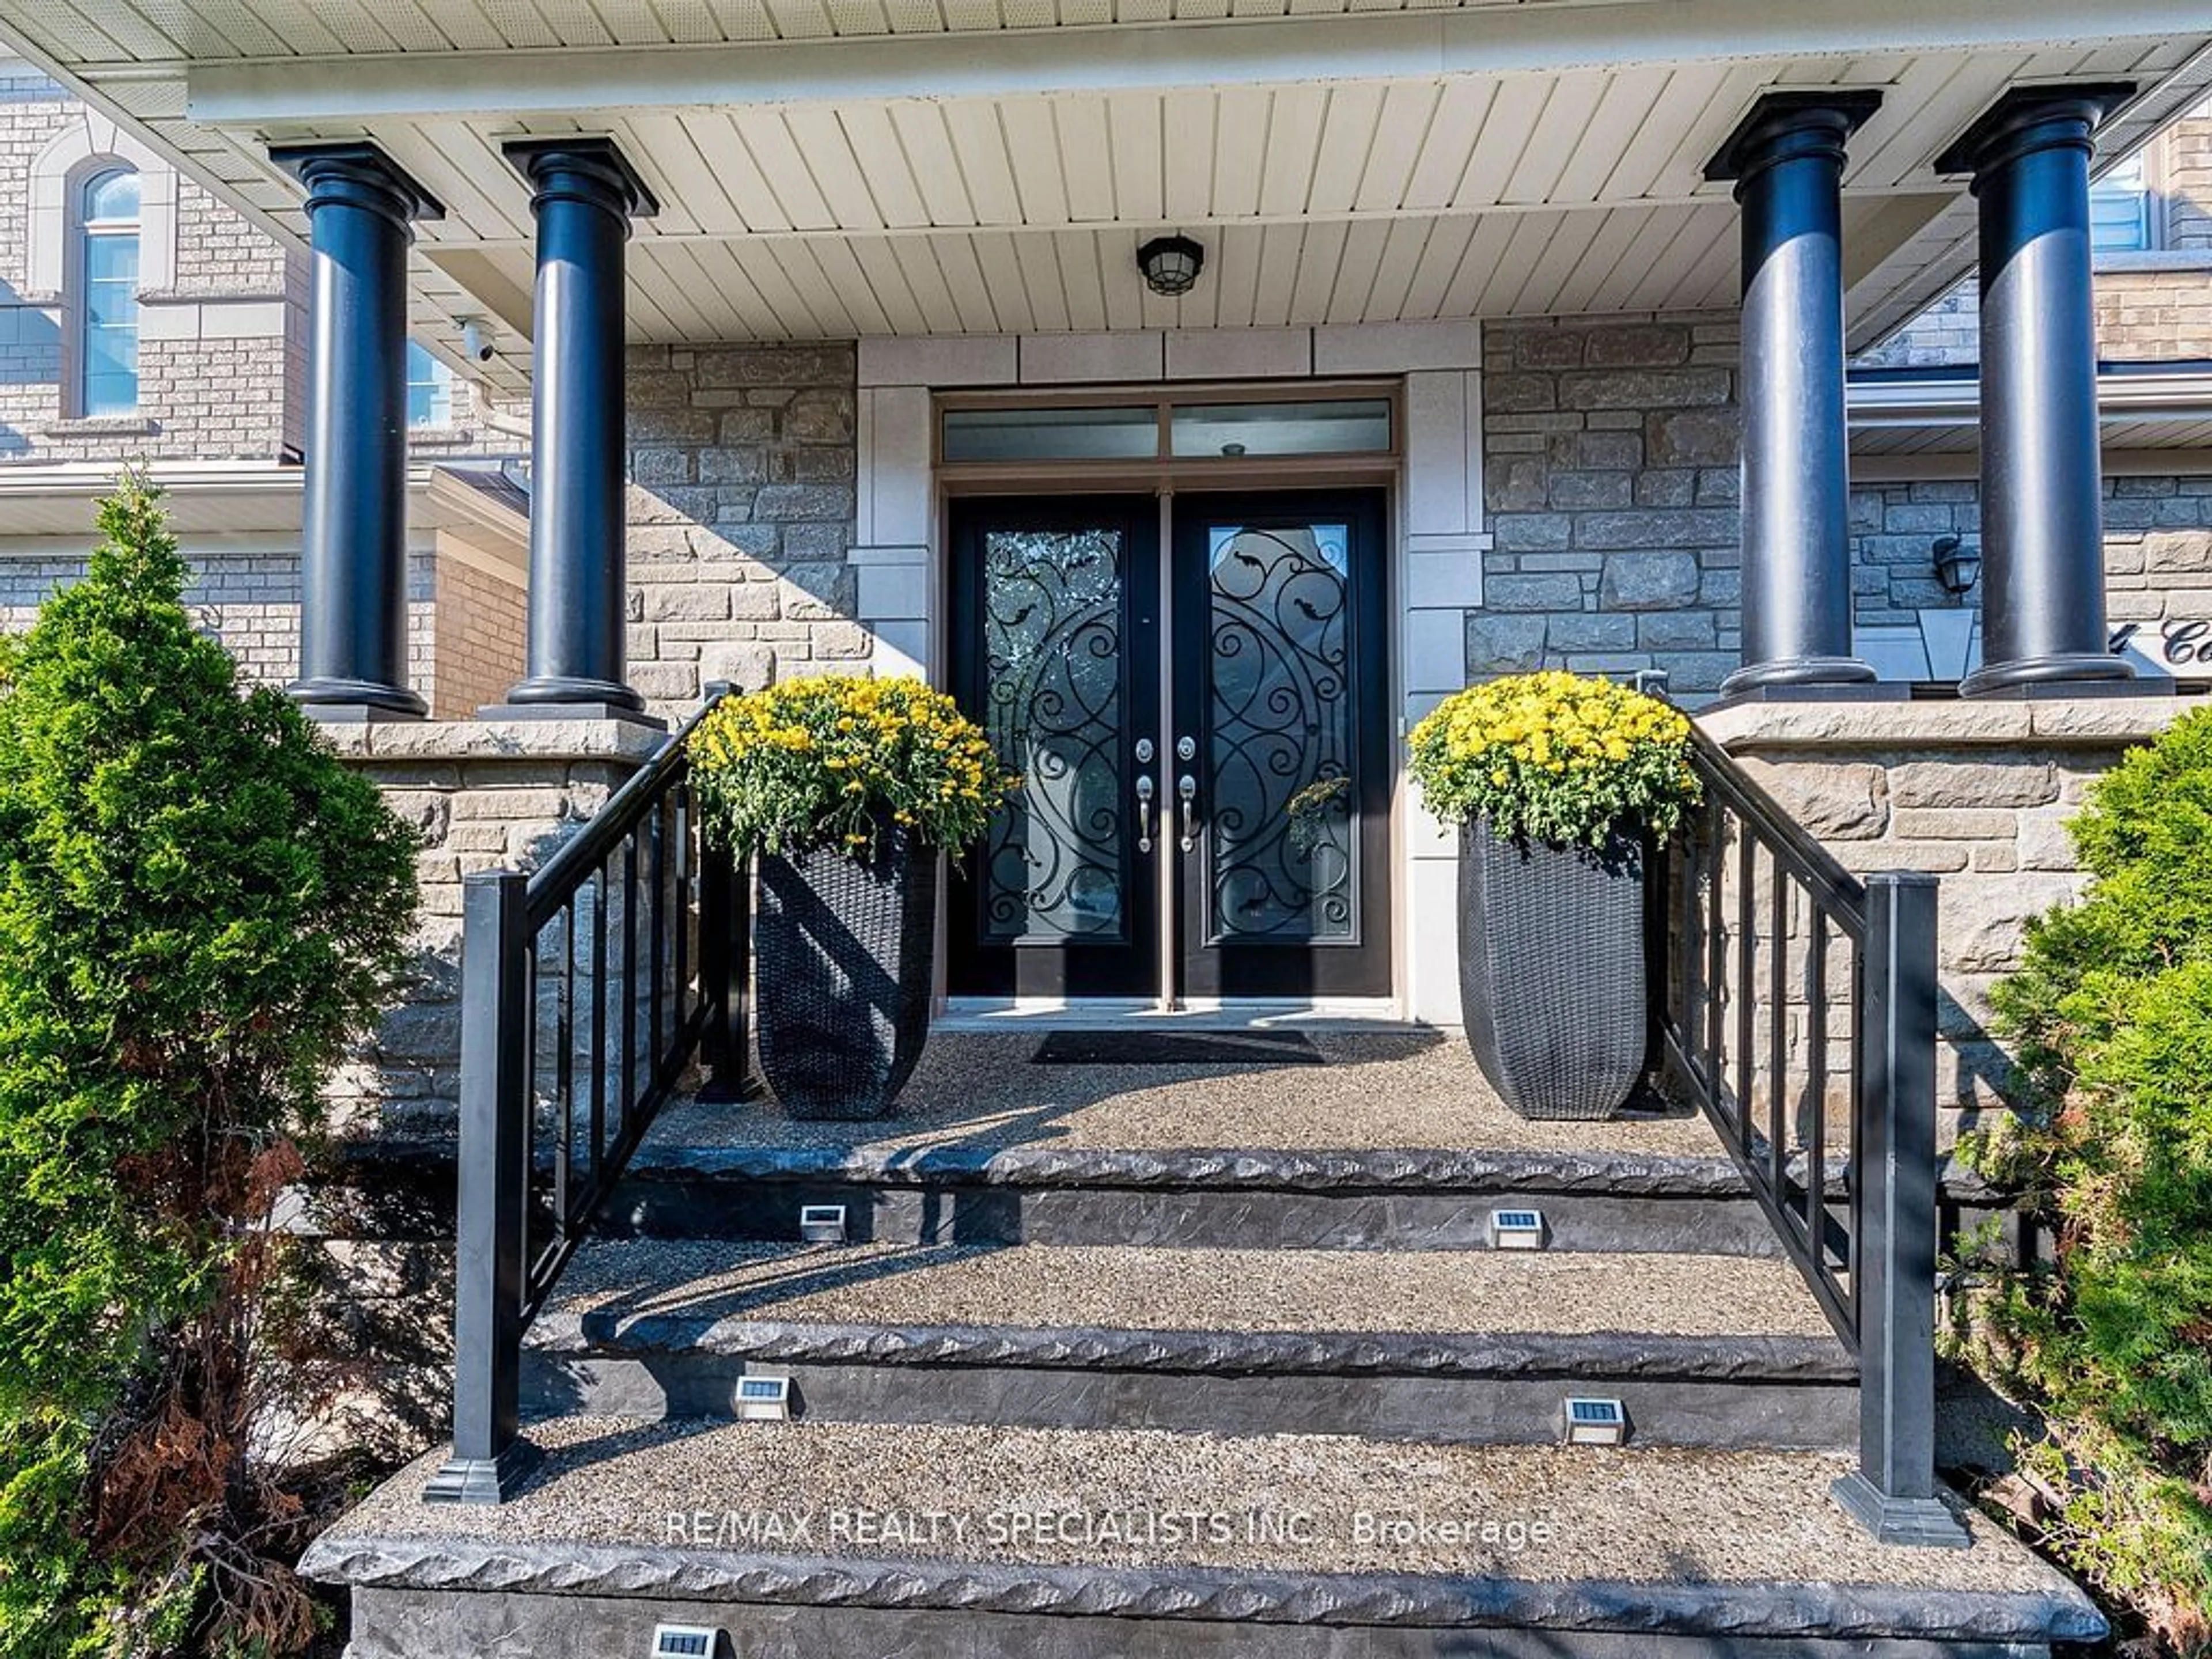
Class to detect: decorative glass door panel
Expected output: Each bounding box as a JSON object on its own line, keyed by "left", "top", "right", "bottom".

{"left": 1203, "top": 522, "right": 1356, "bottom": 943}
{"left": 1174, "top": 494, "right": 1391, "bottom": 997}
{"left": 949, "top": 498, "right": 1160, "bottom": 997}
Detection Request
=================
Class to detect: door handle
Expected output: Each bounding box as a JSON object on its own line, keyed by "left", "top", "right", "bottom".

{"left": 1135, "top": 773, "right": 1157, "bottom": 854}
{"left": 1177, "top": 774, "right": 1199, "bottom": 854}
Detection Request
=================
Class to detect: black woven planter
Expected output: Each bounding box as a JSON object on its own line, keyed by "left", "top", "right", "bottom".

{"left": 755, "top": 824, "right": 938, "bottom": 1120}
{"left": 1457, "top": 816, "right": 1648, "bottom": 1121}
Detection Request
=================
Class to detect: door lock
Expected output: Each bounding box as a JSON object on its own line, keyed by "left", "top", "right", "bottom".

{"left": 1134, "top": 737, "right": 1155, "bottom": 764}
{"left": 1176, "top": 736, "right": 1197, "bottom": 763}
{"left": 1177, "top": 773, "right": 1199, "bottom": 853}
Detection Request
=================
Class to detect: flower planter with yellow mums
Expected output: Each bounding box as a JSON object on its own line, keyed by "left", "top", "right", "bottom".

{"left": 1408, "top": 672, "right": 1699, "bottom": 1120}
{"left": 691, "top": 676, "right": 1018, "bottom": 1119}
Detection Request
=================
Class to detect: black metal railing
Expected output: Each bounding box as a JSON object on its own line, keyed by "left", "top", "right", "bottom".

{"left": 425, "top": 692, "right": 752, "bottom": 1505}
{"left": 1655, "top": 726, "right": 1965, "bottom": 1547}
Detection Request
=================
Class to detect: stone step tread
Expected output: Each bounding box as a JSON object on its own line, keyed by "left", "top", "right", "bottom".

{"left": 646, "top": 1029, "right": 1725, "bottom": 1170}
{"left": 529, "top": 1238, "right": 1846, "bottom": 1372}
{"left": 302, "top": 1417, "right": 2101, "bottom": 1645}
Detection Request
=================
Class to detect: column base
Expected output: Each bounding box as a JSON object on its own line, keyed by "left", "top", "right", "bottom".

{"left": 1830, "top": 1472, "right": 1972, "bottom": 1550}
{"left": 1959, "top": 653, "right": 2150, "bottom": 699}
{"left": 1717, "top": 656, "right": 1883, "bottom": 700}
{"left": 287, "top": 676, "right": 427, "bottom": 719}
{"left": 478, "top": 700, "right": 668, "bottom": 730}
{"left": 502, "top": 672, "right": 646, "bottom": 710}
{"left": 423, "top": 1437, "right": 543, "bottom": 1506}
{"left": 1713, "top": 660, "right": 1906, "bottom": 710}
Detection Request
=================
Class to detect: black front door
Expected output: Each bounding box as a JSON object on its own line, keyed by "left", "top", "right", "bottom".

{"left": 948, "top": 489, "right": 1391, "bottom": 1001}
{"left": 1171, "top": 492, "right": 1392, "bottom": 998}
{"left": 949, "top": 495, "right": 1162, "bottom": 998}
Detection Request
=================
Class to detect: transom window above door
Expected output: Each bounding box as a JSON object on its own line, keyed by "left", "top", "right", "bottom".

{"left": 939, "top": 392, "right": 1394, "bottom": 468}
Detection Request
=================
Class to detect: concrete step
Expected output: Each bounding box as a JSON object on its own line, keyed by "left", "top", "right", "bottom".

{"left": 305, "top": 1416, "right": 2105, "bottom": 1659}
{"left": 523, "top": 1239, "right": 1857, "bottom": 1450}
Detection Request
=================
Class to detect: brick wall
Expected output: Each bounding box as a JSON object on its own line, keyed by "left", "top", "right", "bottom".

{"left": 1476, "top": 312, "right": 1744, "bottom": 695}
{"left": 1862, "top": 103, "right": 2212, "bottom": 369}
{"left": 624, "top": 343, "right": 865, "bottom": 717}
{"left": 168, "top": 179, "right": 285, "bottom": 298}
{"left": 0, "top": 543, "right": 526, "bottom": 716}
{"left": 427, "top": 554, "right": 526, "bottom": 719}
{"left": 0, "top": 68, "right": 298, "bottom": 461}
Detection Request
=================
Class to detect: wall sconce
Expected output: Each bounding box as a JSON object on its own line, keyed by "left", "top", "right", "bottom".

{"left": 1933, "top": 535, "right": 1982, "bottom": 598}
{"left": 1137, "top": 234, "right": 1205, "bottom": 297}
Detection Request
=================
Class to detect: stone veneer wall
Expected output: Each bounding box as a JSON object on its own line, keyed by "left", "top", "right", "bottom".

{"left": 1702, "top": 697, "right": 2204, "bottom": 1144}
{"left": 624, "top": 343, "right": 866, "bottom": 717}
{"left": 324, "top": 721, "right": 664, "bottom": 1135}
{"left": 1850, "top": 477, "right": 2212, "bottom": 680}
{"left": 1476, "top": 311, "right": 1743, "bottom": 695}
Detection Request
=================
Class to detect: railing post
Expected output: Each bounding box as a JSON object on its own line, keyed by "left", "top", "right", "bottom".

{"left": 1832, "top": 871, "right": 1968, "bottom": 1547}
{"left": 425, "top": 869, "right": 542, "bottom": 1505}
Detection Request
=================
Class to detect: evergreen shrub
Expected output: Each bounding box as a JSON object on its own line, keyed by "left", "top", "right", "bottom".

{"left": 1957, "top": 706, "right": 2212, "bottom": 1655}
{"left": 0, "top": 479, "right": 417, "bottom": 1656}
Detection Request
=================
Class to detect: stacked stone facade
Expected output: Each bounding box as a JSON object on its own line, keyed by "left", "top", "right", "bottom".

{"left": 1706, "top": 699, "right": 2194, "bottom": 1141}
{"left": 1476, "top": 312, "right": 1744, "bottom": 694}
{"left": 1853, "top": 477, "right": 2212, "bottom": 665}
{"left": 624, "top": 343, "right": 866, "bottom": 716}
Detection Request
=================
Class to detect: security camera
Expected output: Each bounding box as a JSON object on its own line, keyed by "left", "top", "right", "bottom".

{"left": 459, "top": 318, "right": 495, "bottom": 363}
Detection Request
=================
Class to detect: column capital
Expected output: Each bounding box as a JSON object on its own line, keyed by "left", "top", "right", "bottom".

{"left": 503, "top": 137, "right": 660, "bottom": 221}
{"left": 270, "top": 141, "right": 445, "bottom": 226}
{"left": 1705, "top": 90, "right": 1884, "bottom": 190}
{"left": 1934, "top": 82, "right": 2137, "bottom": 181}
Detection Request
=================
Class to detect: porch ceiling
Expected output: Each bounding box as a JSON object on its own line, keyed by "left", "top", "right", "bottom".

{"left": 4, "top": 2, "right": 2210, "bottom": 393}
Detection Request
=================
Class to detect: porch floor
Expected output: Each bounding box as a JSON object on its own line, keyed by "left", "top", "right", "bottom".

{"left": 653, "top": 1029, "right": 1724, "bottom": 1158}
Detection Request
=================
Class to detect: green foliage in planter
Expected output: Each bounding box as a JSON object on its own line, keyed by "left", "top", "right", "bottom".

{"left": 689, "top": 675, "right": 1018, "bottom": 857}
{"left": 1954, "top": 706, "right": 2212, "bottom": 1654}
{"left": 1407, "top": 670, "right": 1700, "bottom": 848}
{"left": 0, "top": 479, "right": 418, "bottom": 1657}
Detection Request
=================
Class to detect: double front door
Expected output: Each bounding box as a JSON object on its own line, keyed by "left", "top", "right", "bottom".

{"left": 948, "top": 490, "right": 1391, "bottom": 1001}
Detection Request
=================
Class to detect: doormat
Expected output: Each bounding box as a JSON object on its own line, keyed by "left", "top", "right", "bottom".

{"left": 1031, "top": 1030, "right": 1326, "bottom": 1066}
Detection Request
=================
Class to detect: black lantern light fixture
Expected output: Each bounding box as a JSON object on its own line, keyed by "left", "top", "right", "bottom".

{"left": 1137, "top": 234, "right": 1205, "bottom": 296}
{"left": 1933, "top": 534, "right": 1983, "bottom": 598}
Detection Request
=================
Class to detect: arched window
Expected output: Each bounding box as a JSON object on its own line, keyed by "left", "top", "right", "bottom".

{"left": 76, "top": 165, "right": 141, "bottom": 416}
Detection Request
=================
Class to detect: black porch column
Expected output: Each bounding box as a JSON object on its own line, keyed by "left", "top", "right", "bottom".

{"left": 496, "top": 139, "right": 658, "bottom": 718}
{"left": 1707, "top": 92, "right": 1884, "bottom": 699}
{"left": 1939, "top": 86, "right": 2139, "bottom": 697}
{"left": 270, "top": 143, "right": 441, "bottom": 718}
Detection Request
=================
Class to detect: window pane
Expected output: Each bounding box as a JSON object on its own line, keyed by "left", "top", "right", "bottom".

{"left": 84, "top": 168, "right": 140, "bottom": 223}
{"left": 406, "top": 341, "right": 454, "bottom": 428}
{"left": 79, "top": 228, "right": 139, "bottom": 415}
{"left": 1171, "top": 399, "right": 1392, "bottom": 457}
{"left": 942, "top": 406, "right": 1157, "bottom": 463}
{"left": 2091, "top": 188, "right": 2150, "bottom": 253}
